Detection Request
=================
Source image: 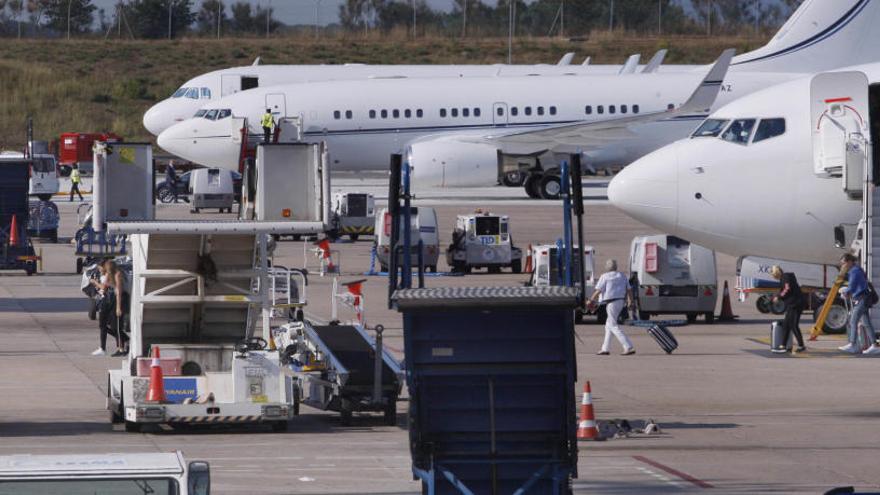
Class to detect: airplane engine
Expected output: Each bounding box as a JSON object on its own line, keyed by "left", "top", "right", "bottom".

{"left": 408, "top": 137, "right": 500, "bottom": 189}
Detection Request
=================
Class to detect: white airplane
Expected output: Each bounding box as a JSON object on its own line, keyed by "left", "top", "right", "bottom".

{"left": 608, "top": 66, "right": 880, "bottom": 266}
{"left": 143, "top": 52, "right": 678, "bottom": 136}
{"left": 157, "top": 0, "right": 880, "bottom": 199}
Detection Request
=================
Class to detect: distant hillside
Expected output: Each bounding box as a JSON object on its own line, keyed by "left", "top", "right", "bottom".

{"left": 0, "top": 34, "right": 768, "bottom": 150}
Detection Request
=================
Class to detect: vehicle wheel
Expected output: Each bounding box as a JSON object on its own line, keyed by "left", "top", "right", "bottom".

{"left": 428, "top": 265, "right": 437, "bottom": 273}
{"left": 76, "top": 257, "right": 84, "bottom": 275}
{"left": 770, "top": 298, "right": 786, "bottom": 315}
{"left": 511, "top": 259, "right": 522, "bottom": 274}
{"left": 108, "top": 381, "right": 123, "bottom": 424}
{"left": 820, "top": 302, "right": 849, "bottom": 334}
{"left": 340, "top": 405, "right": 353, "bottom": 426}
{"left": 488, "top": 266, "right": 501, "bottom": 274}
{"left": 349, "top": 234, "right": 360, "bottom": 242}
{"left": 638, "top": 311, "right": 651, "bottom": 321}
{"left": 755, "top": 295, "right": 771, "bottom": 314}
{"left": 157, "top": 186, "right": 173, "bottom": 204}
{"left": 88, "top": 298, "right": 98, "bottom": 321}
{"left": 271, "top": 420, "right": 289, "bottom": 432}
{"left": 59, "top": 165, "right": 71, "bottom": 177}
{"left": 524, "top": 174, "right": 543, "bottom": 199}
{"left": 25, "top": 263, "right": 35, "bottom": 276}
{"left": 705, "top": 312, "right": 715, "bottom": 324}
{"left": 384, "top": 398, "right": 397, "bottom": 426}
{"left": 124, "top": 421, "right": 141, "bottom": 433}
{"left": 38, "top": 194, "right": 52, "bottom": 202}
{"left": 538, "top": 174, "right": 562, "bottom": 200}
{"left": 686, "top": 313, "right": 698, "bottom": 323}
{"left": 502, "top": 170, "right": 525, "bottom": 187}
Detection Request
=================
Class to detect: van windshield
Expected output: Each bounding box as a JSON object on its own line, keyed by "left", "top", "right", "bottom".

{"left": 0, "top": 478, "right": 179, "bottom": 494}
{"left": 475, "top": 217, "right": 500, "bottom": 236}
{"left": 32, "top": 158, "right": 55, "bottom": 173}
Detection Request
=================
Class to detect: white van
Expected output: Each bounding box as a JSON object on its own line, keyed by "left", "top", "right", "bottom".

{"left": 0, "top": 451, "right": 209, "bottom": 494}
{"left": 0, "top": 152, "right": 59, "bottom": 201}
{"left": 374, "top": 207, "right": 440, "bottom": 272}
{"left": 630, "top": 235, "right": 718, "bottom": 323}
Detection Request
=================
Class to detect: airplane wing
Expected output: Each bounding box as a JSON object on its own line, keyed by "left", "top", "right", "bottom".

{"left": 460, "top": 49, "right": 734, "bottom": 154}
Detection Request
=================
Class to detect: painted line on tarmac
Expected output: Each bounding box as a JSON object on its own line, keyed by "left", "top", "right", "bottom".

{"left": 636, "top": 466, "right": 685, "bottom": 489}
{"left": 632, "top": 455, "right": 714, "bottom": 489}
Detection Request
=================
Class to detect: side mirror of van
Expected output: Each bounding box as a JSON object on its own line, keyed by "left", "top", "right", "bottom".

{"left": 188, "top": 461, "right": 210, "bottom": 495}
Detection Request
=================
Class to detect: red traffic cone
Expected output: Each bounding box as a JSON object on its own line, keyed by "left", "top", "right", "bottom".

{"left": 145, "top": 346, "right": 167, "bottom": 403}
{"left": 718, "top": 280, "right": 737, "bottom": 322}
{"left": 577, "top": 381, "right": 601, "bottom": 441}
{"left": 315, "top": 238, "right": 336, "bottom": 273}
{"left": 524, "top": 244, "right": 533, "bottom": 273}
{"left": 8, "top": 214, "right": 19, "bottom": 247}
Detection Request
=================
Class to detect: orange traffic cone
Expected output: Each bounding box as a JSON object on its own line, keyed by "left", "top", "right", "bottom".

{"left": 8, "top": 214, "right": 19, "bottom": 247}
{"left": 524, "top": 244, "right": 533, "bottom": 273}
{"left": 145, "top": 347, "right": 167, "bottom": 403}
{"left": 577, "top": 381, "right": 601, "bottom": 441}
{"left": 718, "top": 280, "right": 737, "bottom": 322}
{"left": 316, "top": 238, "right": 336, "bottom": 273}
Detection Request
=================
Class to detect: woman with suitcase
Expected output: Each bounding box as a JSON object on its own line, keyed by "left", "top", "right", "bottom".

{"left": 770, "top": 265, "right": 806, "bottom": 354}
{"left": 589, "top": 259, "right": 635, "bottom": 356}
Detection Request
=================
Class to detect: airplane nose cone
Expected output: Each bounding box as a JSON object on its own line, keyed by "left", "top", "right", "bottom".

{"left": 156, "top": 121, "right": 189, "bottom": 156}
{"left": 143, "top": 102, "right": 171, "bottom": 136}
{"left": 608, "top": 142, "right": 679, "bottom": 231}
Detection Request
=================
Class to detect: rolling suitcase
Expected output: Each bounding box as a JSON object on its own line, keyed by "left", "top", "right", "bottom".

{"left": 770, "top": 320, "right": 792, "bottom": 352}
{"left": 646, "top": 324, "right": 678, "bottom": 354}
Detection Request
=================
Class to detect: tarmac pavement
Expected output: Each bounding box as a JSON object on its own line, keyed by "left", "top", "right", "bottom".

{"left": 1, "top": 182, "right": 879, "bottom": 494}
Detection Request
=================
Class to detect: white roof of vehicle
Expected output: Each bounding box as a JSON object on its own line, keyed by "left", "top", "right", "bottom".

{"left": 0, "top": 452, "right": 185, "bottom": 478}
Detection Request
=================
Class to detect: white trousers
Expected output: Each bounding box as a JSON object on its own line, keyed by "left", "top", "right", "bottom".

{"left": 601, "top": 299, "right": 633, "bottom": 352}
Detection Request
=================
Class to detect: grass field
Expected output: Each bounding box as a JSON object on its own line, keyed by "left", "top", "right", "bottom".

{"left": 0, "top": 34, "right": 769, "bottom": 149}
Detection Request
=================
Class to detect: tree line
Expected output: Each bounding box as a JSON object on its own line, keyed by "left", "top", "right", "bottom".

{"left": 0, "top": 0, "right": 803, "bottom": 39}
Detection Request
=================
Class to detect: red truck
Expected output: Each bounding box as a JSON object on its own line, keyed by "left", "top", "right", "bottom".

{"left": 58, "top": 132, "right": 122, "bottom": 176}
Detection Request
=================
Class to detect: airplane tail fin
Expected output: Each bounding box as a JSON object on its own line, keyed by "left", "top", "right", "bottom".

{"left": 733, "top": 0, "right": 880, "bottom": 73}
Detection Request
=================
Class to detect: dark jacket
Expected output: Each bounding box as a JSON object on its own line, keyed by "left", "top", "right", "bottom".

{"left": 778, "top": 272, "right": 803, "bottom": 309}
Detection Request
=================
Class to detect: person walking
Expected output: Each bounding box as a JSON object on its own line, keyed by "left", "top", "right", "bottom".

{"left": 838, "top": 253, "right": 880, "bottom": 355}
{"left": 89, "top": 260, "right": 130, "bottom": 357}
{"left": 261, "top": 108, "right": 275, "bottom": 143}
{"left": 589, "top": 259, "right": 635, "bottom": 356}
{"left": 69, "top": 165, "right": 84, "bottom": 202}
{"left": 770, "top": 265, "right": 806, "bottom": 353}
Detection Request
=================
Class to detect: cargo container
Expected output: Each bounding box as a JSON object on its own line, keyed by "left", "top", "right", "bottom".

{"left": 58, "top": 132, "right": 122, "bottom": 175}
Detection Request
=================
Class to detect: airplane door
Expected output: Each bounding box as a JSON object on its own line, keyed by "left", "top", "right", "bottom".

{"left": 266, "top": 93, "right": 286, "bottom": 118}
{"left": 221, "top": 75, "right": 241, "bottom": 97}
{"left": 493, "top": 103, "right": 509, "bottom": 126}
{"left": 810, "top": 71, "right": 870, "bottom": 195}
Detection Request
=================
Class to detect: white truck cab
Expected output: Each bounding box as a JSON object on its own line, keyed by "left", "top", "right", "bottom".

{"left": 446, "top": 211, "right": 522, "bottom": 273}
{"left": 0, "top": 451, "right": 209, "bottom": 495}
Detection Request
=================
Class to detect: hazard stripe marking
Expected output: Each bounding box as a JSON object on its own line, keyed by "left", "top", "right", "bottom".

{"left": 632, "top": 455, "right": 714, "bottom": 489}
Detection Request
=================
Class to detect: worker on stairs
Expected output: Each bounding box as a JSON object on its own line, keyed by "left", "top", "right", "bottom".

{"left": 261, "top": 109, "right": 275, "bottom": 144}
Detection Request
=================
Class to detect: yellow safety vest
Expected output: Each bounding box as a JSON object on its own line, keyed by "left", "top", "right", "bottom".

{"left": 261, "top": 113, "right": 274, "bottom": 128}
{"left": 70, "top": 169, "right": 81, "bottom": 184}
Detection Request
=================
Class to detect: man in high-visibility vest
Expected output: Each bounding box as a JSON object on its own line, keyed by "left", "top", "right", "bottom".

{"left": 261, "top": 109, "right": 275, "bottom": 143}
{"left": 69, "top": 164, "right": 84, "bottom": 201}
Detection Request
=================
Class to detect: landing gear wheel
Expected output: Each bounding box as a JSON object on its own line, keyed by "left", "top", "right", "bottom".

{"left": 539, "top": 174, "right": 562, "bottom": 200}
{"left": 502, "top": 170, "right": 525, "bottom": 187}
{"left": 524, "top": 174, "right": 543, "bottom": 199}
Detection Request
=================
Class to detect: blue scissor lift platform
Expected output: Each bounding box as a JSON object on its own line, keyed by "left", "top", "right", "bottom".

{"left": 393, "top": 286, "right": 580, "bottom": 495}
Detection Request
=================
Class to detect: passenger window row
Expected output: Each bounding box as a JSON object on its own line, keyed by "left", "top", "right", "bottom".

{"left": 440, "top": 107, "right": 482, "bottom": 118}
{"left": 366, "top": 109, "right": 425, "bottom": 119}
{"left": 584, "top": 104, "right": 641, "bottom": 116}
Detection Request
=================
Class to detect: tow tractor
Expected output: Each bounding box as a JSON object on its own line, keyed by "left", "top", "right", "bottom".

{"left": 331, "top": 192, "right": 375, "bottom": 241}
{"left": 446, "top": 210, "right": 523, "bottom": 273}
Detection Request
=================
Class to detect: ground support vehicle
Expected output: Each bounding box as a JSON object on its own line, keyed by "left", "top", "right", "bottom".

{"left": 393, "top": 286, "right": 580, "bottom": 494}
{"left": 331, "top": 192, "right": 375, "bottom": 241}
{"left": 275, "top": 321, "right": 403, "bottom": 425}
{"left": 630, "top": 235, "right": 718, "bottom": 323}
{"left": 0, "top": 160, "right": 39, "bottom": 275}
{"left": 190, "top": 168, "right": 235, "bottom": 213}
{"left": 374, "top": 207, "right": 440, "bottom": 273}
{"left": 446, "top": 211, "right": 522, "bottom": 273}
{"left": 529, "top": 243, "right": 601, "bottom": 322}
{"left": 0, "top": 451, "right": 210, "bottom": 494}
{"left": 58, "top": 132, "right": 122, "bottom": 175}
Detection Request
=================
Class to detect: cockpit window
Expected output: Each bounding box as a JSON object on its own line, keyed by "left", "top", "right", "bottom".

{"left": 194, "top": 109, "right": 208, "bottom": 118}
{"left": 692, "top": 119, "right": 729, "bottom": 138}
{"left": 204, "top": 109, "right": 219, "bottom": 120}
{"left": 201, "top": 87, "right": 212, "bottom": 99}
{"left": 217, "top": 109, "right": 231, "bottom": 119}
{"left": 185, "top": 88, "right": 199, "bottom": 99}
{"left": 752, "top": 118, "right": 786, "bottom": 143}
{"left": 721, "top": 119, "right": 756, "bottom": 145}
{"left": 173, "top": 87, "right": 188, "bottom": 98}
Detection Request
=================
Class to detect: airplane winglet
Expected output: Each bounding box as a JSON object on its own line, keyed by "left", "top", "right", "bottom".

{"left": 619, "top": 54, "right": 641, "bottom": 75}
{"left": 642, "top": 49, "right": 668, "bottom": 73}
{"left": 557, "top": 52, "right": 575, "bottom": 66}
{"left": 581, "top": 56, "right": 591, "bottom": 66}
{"left": 678, "top": 48, "right": 736, "bottom": 114}
{"left": 252, "top": 57, "right": 262, "bottom": 66}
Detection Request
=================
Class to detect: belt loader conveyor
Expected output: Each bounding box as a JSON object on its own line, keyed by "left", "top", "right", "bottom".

{"left": 276, "top": 321, "right": 403, "bottom": 426}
